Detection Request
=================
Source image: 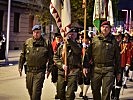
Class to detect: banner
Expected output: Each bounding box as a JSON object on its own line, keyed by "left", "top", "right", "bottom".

{"left": 50, "top": 0, "right": 71, "bottom": 36}
{"left": 93, "top": 0, "right": 107, "bottom": 32}
{"left": 107, "top": 0, "right": 114, "bottom": 26}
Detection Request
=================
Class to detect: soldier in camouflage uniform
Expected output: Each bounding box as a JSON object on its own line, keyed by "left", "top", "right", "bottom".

{"left": 18, "top": 25, "right": 53, "bottom": 100}
{"left": 83, "top": 21, "right": 121, "bottom": 100}
{"left": 53, "top": 28, "right": 82, "bottom": 100}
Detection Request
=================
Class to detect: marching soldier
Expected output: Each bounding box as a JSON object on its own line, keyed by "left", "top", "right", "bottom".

{"left": 50, "top": 33, "right": 63, "bottom": 99}
{"left": 111, "top": 31, "right": 123, "bottom": 100}
{"left": 53, "top": 28, "right": 82, "bottom": 100}
{"left": 83, "top": 21, "right": 121, "bottom": 100}
{"left": 78, "top": 35, "right": 92, "bottom": 100}
{"left": 18, "top": 25, "right": 54, "bottom": 100}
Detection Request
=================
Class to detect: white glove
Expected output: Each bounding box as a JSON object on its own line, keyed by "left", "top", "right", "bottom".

{"left": 125, "top": 66, "right": 129, "bottom": 71}
{"left": 82, "top": 42, "right": 87, "bottom": 48}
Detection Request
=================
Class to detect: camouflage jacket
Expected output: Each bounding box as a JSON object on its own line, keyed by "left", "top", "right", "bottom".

{"left": 19, "top": 36, "right": 53, "bottom": 71}
{"left": 83, "top": 33, "right": 121, "bottom": 74}
{"left": 53, "top": 39, "right": 82, "bottom": 74}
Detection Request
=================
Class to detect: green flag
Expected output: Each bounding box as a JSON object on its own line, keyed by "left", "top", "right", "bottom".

{"left": 93, "top": 0, "right": 107, "bottom": 32}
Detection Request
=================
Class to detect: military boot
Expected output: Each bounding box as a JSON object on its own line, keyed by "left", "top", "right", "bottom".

{"left": 111, "top": 86, "right": 115, "bottom": 99}
{"left": 114, "top": 88, "right": 120, "bottom": 100}
{"left": 83, "top": 95, "right": 88, "bottom": 100}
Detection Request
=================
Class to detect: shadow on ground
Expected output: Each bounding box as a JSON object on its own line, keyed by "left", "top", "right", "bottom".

{"left": 0, "top": 60, "right": 18, "bottom": 67}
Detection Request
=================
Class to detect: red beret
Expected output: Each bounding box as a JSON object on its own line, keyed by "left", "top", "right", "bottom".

{"left": 101, "top": 21, "right": 111, "bottom": 26}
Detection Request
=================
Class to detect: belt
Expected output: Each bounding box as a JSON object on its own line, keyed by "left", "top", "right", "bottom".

{"left": 95, "top": 63, "right": 114, "bottom": 67}
{"left": 27, "top": 66, "right": 45, "bottom": 72}
{"left": 68, "top": 65, "right": 81, "bottom": 69}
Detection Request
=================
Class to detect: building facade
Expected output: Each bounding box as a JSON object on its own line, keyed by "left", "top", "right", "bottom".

{"left": 0, "top": 0, "right": 41, "bottom": 50}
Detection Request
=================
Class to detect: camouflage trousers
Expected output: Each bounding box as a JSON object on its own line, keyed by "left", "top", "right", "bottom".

{"left": 57, "top": 69, "right": 79, "bottom": 100}
{"left": 26, "top": 71, "right": 45, "bottom": 100}
{"left": 91, "top": 66, "right": 115, "bottom": 100}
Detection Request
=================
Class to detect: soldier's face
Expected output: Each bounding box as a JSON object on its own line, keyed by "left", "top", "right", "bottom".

{"left": 55, "top": 36, "right": 62, "bottom": 43}
{"left": 101, "top": 25, "right": 111, "bottom": 37}
{"left": 68, "top": 32, "right": 77, "bottom": 40}
{"left": 33, "top": 30, "right": 41, "bottom": 40}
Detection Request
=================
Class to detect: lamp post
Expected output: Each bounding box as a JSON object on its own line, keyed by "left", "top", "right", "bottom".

{"left": 5, "top": 0, "right": 11, "bottom": 63}
{"left": 122, "top": 10, "right": 129, "bottom": 30}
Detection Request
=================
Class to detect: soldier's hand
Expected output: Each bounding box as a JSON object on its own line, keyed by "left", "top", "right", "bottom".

{"left": 18, "top": 68, "right": 22, "bottom": 77}
{"left": 125, "top": 65, "right": 129, "bottom": 71}
{"left": 47, "top": 71, "right": 51, "bottom": 79}
{"left": 83, "top": 68, "right": 88, "bottom": 77}
{"left": 62, "top": 64, "right": 67, "bottom": 71}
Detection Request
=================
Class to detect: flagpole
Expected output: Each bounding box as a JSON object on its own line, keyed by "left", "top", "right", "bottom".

{"left": 64, "top": 35, "right": 67, "bottom": 81}
{"left": 50, "top": 0, "right": 71, "bottom": 81}
{"left": 5, "top": 0, "right": 11, "bottom": 63}
{"left": 82, "top": 0, "right": 87, "bottom": 58}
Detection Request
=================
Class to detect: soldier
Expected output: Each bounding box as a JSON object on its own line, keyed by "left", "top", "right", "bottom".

{"left": 18, "top": 25, "right": 54, "bottom": 100}
{"left": 111, "top": 31, "right": 123, "bottom": 100}
{"left": 53, "top": 28, "right": 82, "bottom": 100}
{"left": 83, "top": 21, "right": 121, "bottom": 100}
{"left": 50, "top": 33, "right": 63, "bottom": 99}
{"left": 78, "top": 35, "right": 92, "bottom": 100}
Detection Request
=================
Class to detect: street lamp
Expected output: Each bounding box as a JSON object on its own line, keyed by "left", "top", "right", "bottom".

{"left": 5, "top": 0, "right": 11, "bottom": 63}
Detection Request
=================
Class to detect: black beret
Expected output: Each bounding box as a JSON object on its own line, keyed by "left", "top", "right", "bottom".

{"left": 54, "top": 33, "right": 61, "bottom": 37}
{"left": 32, "top": 25, "right": 41, "bottom": 31}
{"left": 68, "top": 27, "right": 78, "bottom": 33}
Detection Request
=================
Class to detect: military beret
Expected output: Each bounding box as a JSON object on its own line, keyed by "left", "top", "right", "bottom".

{"left": 101, "top": 21, "right": 111, "bottom": 26}
{"left": 67, "top": 27, "right": 78, "bottom": 33}
{"left": 54, "top": 33, "right": 61, "bottom": 37}
{"left": 32, "top": 25, "right": 41, "bottom": 31}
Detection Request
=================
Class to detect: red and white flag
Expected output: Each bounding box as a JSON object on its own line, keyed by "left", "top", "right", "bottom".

{"left": 50, "top": 0, "right": 71, "bottom": 36}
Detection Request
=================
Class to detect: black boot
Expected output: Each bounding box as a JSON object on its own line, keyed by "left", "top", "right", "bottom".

{"left": 79, "top": 92, "right": 83, "bottom": 97}
{"left": 114, "top": 88, "right": 121, "bottom": 100}
{"left": 83, "top": 96, "right": 88, "bottom": 100}
{"left": 111, "top": 86, "right": 115, "bottom": 99}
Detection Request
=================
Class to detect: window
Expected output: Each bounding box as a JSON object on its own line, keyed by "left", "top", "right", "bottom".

{"left": 14, "top": 12, "right": 20, "bottom": 32}
{"left": 29, "top": 15, "right": 34, "bottom": 34}
{"left": 0, "top": 10, "right": 4, "bottom": 32}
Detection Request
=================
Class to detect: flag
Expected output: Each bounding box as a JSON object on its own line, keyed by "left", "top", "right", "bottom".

{"left": 107, "top": 0, "right": 114, "bottom": 26}
{"left": 50, "top": 0, "right": 71, "bottom": 36}
{"left": 93, "top": 0, "right": 109, "bottom": 32}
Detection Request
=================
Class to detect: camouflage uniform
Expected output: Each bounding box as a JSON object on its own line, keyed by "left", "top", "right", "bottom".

{"left": 84, "top": 33, "right": 121, "bottom": 100}
{"left": 53, "top": 39, "right": 82, "bottom": 100}
{"left": 19, "top": 36, "right": 53, "bottom": 100}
